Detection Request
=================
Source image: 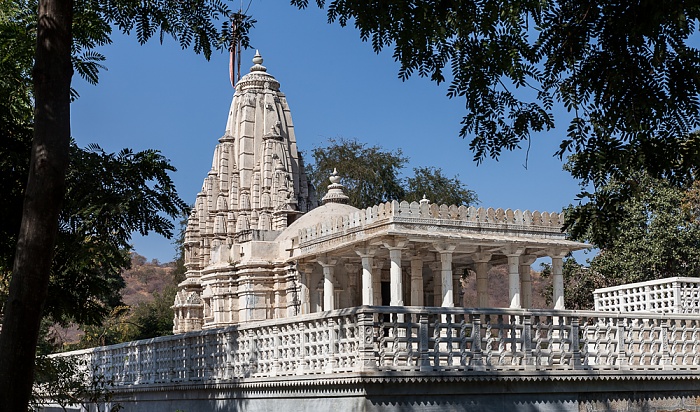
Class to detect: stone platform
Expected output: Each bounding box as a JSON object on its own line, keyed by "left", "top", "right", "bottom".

{"left": 45, "top": 305, "right": 700, "bottom": 411}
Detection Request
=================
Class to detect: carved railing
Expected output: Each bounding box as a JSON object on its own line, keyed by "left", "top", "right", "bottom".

{"left": 56, "top": 306, "right": 700, "bottom": 387}
{"left": 594, "top": 277, "right": 700, "bottom": 314}
{"left": 298, "top": 201, "right": 565, "bottom": 247}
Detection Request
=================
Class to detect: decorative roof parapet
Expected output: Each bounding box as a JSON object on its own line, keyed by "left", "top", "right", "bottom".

{"left": 298, "top": 200, "right": 568, "bottom": 247}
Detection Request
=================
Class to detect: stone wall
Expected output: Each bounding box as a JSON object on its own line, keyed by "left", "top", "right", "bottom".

{"left": 50, "top": 374, "right": 700, "bottom": 412}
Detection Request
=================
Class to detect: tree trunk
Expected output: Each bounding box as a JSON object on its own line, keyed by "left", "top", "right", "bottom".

{"left": 0, "top": 0, "right": 73, "bottom": 410}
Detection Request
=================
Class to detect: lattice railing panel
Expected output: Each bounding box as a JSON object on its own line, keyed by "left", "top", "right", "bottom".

{"left": 594, "top": 277, "right": 700, "bottom": 314}
{"left": 54, "top": 307, "right": 700, "bottom": 387}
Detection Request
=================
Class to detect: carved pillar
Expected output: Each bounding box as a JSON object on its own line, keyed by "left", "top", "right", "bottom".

{"left": 298, "top": 263, "right": 314, "bottom": 314}
{"left": 373, "top": 260, "right": 384, "bottom": 305}
{"left": 434, "top": 243, "right": 457, "bottom": 307}
{"left": 502, "top": 246, "right": 525, "bottom": 309}
{"left": 519, "top": 254, "right": 537, "bottom": 309}
{"left": 474, "top": 252, "right": 492, "bottom": 308}
{"left": 344, "top": 262, "right": 359, "bottom": 307}
{"left": 410, "top": 255, "right": 424, "bottom": 306}
{"left": 317, "top": 256, "right": 338, "bottom": 311}
{"left": 384, "top": 239, "right": 407, "bottom": 306}
{"left": 355, "top": 247, "right": 376, "bottom": 305}
{"left": 551, "top": 249, "right": 567, "bottom": 310}
{"left": 430, "top": 262, "right": 441, "bottom": 306}
{"left": 453, "top": 266, "right": 465, "bottom": 307}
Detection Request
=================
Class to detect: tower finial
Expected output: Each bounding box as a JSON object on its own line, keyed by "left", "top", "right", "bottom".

{"left": 322, "top": 169, "right": 349, "bottom": 204}
{"left": 251, "top": 50, "right": 266, "bottom": 72}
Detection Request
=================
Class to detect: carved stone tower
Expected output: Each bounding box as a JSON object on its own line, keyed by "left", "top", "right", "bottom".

{"left": 173, "top": 52, "right": 316, "bottom": 333}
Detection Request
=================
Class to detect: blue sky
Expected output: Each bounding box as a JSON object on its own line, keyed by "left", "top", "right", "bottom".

{"left": 70, "top": 2, "right": 585, "bottom": 263}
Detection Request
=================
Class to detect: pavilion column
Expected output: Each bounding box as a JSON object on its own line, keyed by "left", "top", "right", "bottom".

{"left": 373, "top": 260, "right": 384, "bottom": 305}
{"left": 297, "top": 263, "right": 314, "bottom": 315}
{"left": 430, "top": 262, "right": 441, "bottom": 306}
{"left": 317, "top": 256, "right": 338, "bottom": 311}
{"left": 344, "top": 263, "right": 359, "bottom": 307}
{"left": 384, "top": 239, "right": 407, "bottom": 307}
{"left": 355, "top": 247, "right": 376, "bottom": 305}
{"left": 551, "top": 249, "right": 567, "bottom": 310}
{"left": 519, "top": 254, "right": 537, "bottom": 309}
{"left": 453, "top": 267, "right": 463, "bottom": 307}
{"left": 434, "top": 243, "right": 457, "bottom": 307}
{"left": 410, "top": 255, "right": 424, "bottom": 306}
{"left": 473, "top": 252, "right": 492, "bottom": 308}
{"left": 502, "top": 246, "right": 525, "bottom": 309}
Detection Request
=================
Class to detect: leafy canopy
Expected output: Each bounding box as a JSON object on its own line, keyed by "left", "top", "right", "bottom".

{"left": 559, "top": 173, "right": 700, "bottom": 308}
{"left": 291, "top": 1, "right": 700, "bottom": 194}
{"left": 0, "top": 0, "right": 190, "bottom": 328}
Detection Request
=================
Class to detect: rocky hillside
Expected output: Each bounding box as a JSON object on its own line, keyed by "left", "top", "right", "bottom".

{"left": 121, "top": 254, "right": 180, "bottom": 306}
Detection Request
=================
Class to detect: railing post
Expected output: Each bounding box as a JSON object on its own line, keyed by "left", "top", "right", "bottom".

{"left": 471, "top": 313, "right": 484, "bottom": 371}
{"left": 225, "top": 331, "right": 233, "bottom": 380}
{"left": 326, "top": 317, "right": 339, "bottom": 373}
{"left": 522, "top": 315, "right": 534, "bottom": 369}
{"left": 358, "top": 310, "right": 377, "bottom": 371}
{"left": 616, "top": 317, "right": 629, "bottom": 369}
{"left": 419, "top": 313, "right": 431, "bottom": 372}
{"left": 297, "top": 322, "right": 308, "bottom": 375}
{"left": 247, "top": 329, "right": 257, "bottom": 377}
{"left": 204, "top": 334, "right": 213, "bottom": 381}
{"left": 645, "top": 286, "right": 651, "bottom": 311}
{"left": 271, "top": 325, "right": 280, "bottom": 377}
{"left": 661, "top": 318, "right": 672, "bottom": 369}
{"left": 673, "top": 280, "right": 683, "bottom": 313}
{"left": 571, "top": 316, "right": 581, "bottom": 369}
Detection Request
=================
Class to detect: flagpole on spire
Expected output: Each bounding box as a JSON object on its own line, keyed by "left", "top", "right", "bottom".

{"left": 230, "top": 0, "right": 252, "bottom": 89}
{"left": 229, "top": 15, "right": 241, "bottom": 88}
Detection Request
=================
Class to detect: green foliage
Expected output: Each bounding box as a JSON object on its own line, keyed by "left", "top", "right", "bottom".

{"left": 540, "top": 258, "right": 603, "bottom": 310}
{"left": 587, "top": 178, "right": 700, "bottom": 284}
{"left": 70, "top": 0, "right": 257, "bottom": 81}
{"left": 292, "top": 1, "right": 700, "bottom": 234}
{"left": 0, "top": 1, "right": 34, "bottom": 281}
{"left": 70, "top": 288, "right": 179, "bottom": 349}
{"left": 561, "top": 173, "right": 700, "bottom": 307}
{"left": 49, "top": 143, "right": 189, "bottom": 326}
{"left": 33, "top": 356, "right": 123, "bottom": 412}
{"left": 126, "top": 287, "right": 178, "bottom": 340}
{"left": 293, "top": 1, "right": 700, "bottom": 180}
{"left": 404, "top": 166, "right": 478, "bottom": 206}
{"left": 309, "top": 138, "right": 478, "bottom": 209}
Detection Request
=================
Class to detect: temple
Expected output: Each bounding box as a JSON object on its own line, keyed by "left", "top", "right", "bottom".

{"left": 171, "top": 52, "right": 587, "bottom": 333}
{"left": 43, "top": 52, "right": 700, "bottom": 412}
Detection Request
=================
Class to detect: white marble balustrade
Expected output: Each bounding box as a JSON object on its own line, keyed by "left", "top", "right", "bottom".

{"left": 594, "top": 277, "right": 700, "bottom": 314}
{"left": 56, "top": 306, "right": 700, "bottom": 387}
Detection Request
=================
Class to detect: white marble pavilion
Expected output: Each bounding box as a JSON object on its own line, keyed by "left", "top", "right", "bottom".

{"left": 171, "top": 52, "right": 587, "bottom": 334}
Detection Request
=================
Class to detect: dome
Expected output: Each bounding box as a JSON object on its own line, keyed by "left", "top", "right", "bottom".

{"left": 276, "top": 170, "right": 359, "bottom": 250}
{"left": 276, "top": 201, "right": 360, "bottom": 250}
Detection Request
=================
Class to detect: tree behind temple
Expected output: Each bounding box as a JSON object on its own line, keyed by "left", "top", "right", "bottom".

{"left": 557, "top": 173, "right": 700, "bottom": 309}
{"left": 309, "top": 138, "right": 407, "bottom": 209}
{"left": 405, "top": 166, "right": 478, "bottom": 206}
{"left": 309, "top": 137, "right": 478, "bottom": 209}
